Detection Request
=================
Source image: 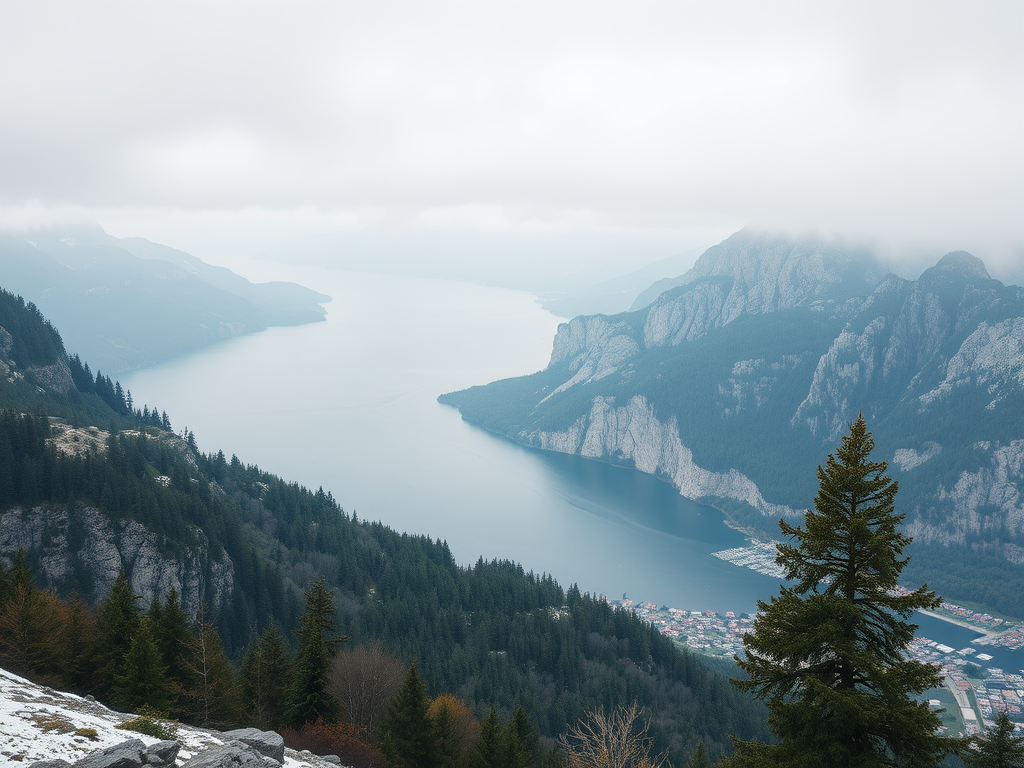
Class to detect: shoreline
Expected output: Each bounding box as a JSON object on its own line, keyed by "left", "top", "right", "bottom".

{"left": 916, "top": 609, "right": 1012, "bottom": 645}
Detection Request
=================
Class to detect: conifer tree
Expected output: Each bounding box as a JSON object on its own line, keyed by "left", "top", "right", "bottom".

{"left": 150, "top": 588, "right": 191, "bottom": 691}
{"left": 383, "top": 664, "right": 438, "bottom": 768}
{"left": 61, "top": 594, "right": 98, "bottom": 693}
{"left": 0, "top": 552, "right": 65, "bottom": 683}
{"left": 684, "top": 742, "right": 710, "bottom": 768}
{"left": 180, "top": 618, "right": 242, "bottom": 728}
{"left": 429, "top": 694, "right": 480, "bottom": 768}
{"left": 111, "top": 617, "right": 174, "bottom": 713}
{"left": 286, "top": 579, "right": 344, "bottom": 727}
{"left": 476, "top": 707, "right": 502, "bottom": 768}
{"left": 95, "top": 569, "right": 142, "bottom": 692}
{"left": 242, "top": 620, "right": 293, "bottom": 731}
{"left": 962, "top": 712, "right": 1024, "bottom": 768}
{"left": 729, "top": 415, "right": 950, "bottom": 767}
{"left": 502, "top": 707, "right": 539, "bottom": 768}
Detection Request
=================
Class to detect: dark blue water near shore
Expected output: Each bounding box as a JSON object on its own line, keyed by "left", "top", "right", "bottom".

{"left": 121, "top": 266, "right": 1024, "bottom": 672}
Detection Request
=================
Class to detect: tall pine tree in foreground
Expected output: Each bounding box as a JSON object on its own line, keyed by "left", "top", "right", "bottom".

{"left": 728, "top": 415, "right": 950, "bottom": 767}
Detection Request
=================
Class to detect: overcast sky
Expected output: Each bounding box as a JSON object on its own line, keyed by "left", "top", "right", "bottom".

{"left": 1, "top": 2, "right": 1022, "bottom": 278}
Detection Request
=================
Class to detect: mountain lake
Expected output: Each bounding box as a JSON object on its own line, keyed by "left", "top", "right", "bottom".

{"left": 121, "top": 264, "right": 1024, "bottom": 672}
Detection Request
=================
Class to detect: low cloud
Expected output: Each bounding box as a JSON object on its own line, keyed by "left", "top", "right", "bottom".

{"left": 1, "top": 2, "right": 1021, "bottom": 273}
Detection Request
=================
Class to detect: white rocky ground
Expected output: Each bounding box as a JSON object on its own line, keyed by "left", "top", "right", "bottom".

{"left": 0, "top": 666, "right": 339, "bottom": 767}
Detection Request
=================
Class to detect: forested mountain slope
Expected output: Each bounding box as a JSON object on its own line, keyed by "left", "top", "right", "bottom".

{"left": 0, "top": 284, "right": 768, "bottom": 762}
{"left": 441, "top": 230, "right": 1024, "bottom": 617}
{"left": 0, "top": 224, "right": 329, "bottom": 372}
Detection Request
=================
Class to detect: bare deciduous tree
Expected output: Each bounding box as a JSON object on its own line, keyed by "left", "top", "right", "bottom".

{"left": 558, "top": 702, "right": 666, "bottom": 768}
{"left": 327, "top": 641, "right": 406, "bottom": 740}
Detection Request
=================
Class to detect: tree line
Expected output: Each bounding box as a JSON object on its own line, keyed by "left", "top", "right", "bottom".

{"left": 0, "top": 407, "right": 768, "bottom": 764}
{"left": 0, "top": 555, "right": 665, "bottom": 768}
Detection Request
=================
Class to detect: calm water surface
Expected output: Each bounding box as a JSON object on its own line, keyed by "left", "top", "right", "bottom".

{"left": 122, "top": 266, "right": 1024, "bottom": 669}
{"left": 123, "top": 267, "right": 780, "bottom": 614}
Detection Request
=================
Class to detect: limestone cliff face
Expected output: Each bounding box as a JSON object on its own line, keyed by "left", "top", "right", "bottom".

{"left": 642, "top": 231, "right": 881, "bottom": 347}
{"left": 907, "top": 441, "right": 1024, "bottom": 547}
{"left": 443, "top": 235, "right": 1024, "bottom": 571}
{"left": 791, "top": 253, "right": 1022, "bottom": 442}
{"left": 525, "top": 395, "right": 797, "bottom": 520}
{"left": 546, "top": 317, "right": 641, "bottom": 400}
{"left": 919, "top": 318, "right": 1024, "bottom": 411}
{"left": 545, "top": 229, "right": 884, "bottom": 396}
{"left": 26, "top": 358, "right": 74, "bottom": 394}
{"left": 0, "top": 504, "right": 234, "bottom": 616}
{"left": 631, "top": 230, "right": 884, "bottom": 311}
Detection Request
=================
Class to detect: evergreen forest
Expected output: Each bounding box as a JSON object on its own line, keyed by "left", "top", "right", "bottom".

{"left": 0, "top": 287, "right": 770, "bottom": 766}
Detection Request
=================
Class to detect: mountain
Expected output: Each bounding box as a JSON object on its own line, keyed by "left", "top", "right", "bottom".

{"left": 0, "top": 283, "right": 768, "bottom": 762}
{"left": 0, "top": 224, "right": 330, "bottom": 373}
{"left": 440, "top": 229, "right": 1024, "bottom": 617}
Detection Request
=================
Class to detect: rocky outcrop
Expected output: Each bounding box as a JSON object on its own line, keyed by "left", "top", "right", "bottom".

{"left": 527, "top": 395, "right": 797, "bottom": 520}
{"left": 220, "top": 729, "right": 285, "bottom": 763}
{"left": 72, "top": 738, "right": 148, "bottom": 768}
{"left": 544, "top": 317, "right": 640, "bottom": 401}
{"left": 0, "top": 504, "right": 234, "bottom": 616}
{"left": 632, "top": 229, "right": 883, "bottom": 313}
{"left": 180, "top": 742, "right": 276, "bottom": 768}
{"left": 919, "top": 318, "right": 1024, "bottom": 411}
{"left": 53, "top": 738, "right": 176, "bottom": 768}
{"left": 792, "top": 318, "right": 888, "bottom": 441}
{"left": 906, "top": 441, "right": 1024, "bottom": 547}
{"left": 544, "top": 230, "right": 884, "bottom": 397}
{"left": 892, "top": 442, "right": 942, "bottom": 472}
{"left": 27, "top": 357, "right": 75, "bottom": 395}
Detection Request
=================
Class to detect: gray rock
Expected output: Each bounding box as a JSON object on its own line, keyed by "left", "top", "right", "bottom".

{"left": 73, "top": 738, "right": 146, "bottom": 768}
{"left": 219, "top": 729, "right": 284, "bottom": 763}
{"left": 29, "top": 761, "right": 72, "bottom": 768}
{"left": 0, "top": 504, "right": 235, "bottom": 619}
{"left": 144, "top": 741, "right": 180, "bottom": 766}
{"left": 321, "top": 757, "right": 344, "bottom": 766}
{"left": 180, "top": 743, "right": 268, "bottom": 768}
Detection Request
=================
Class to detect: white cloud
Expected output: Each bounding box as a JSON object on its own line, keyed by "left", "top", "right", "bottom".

{"left": 0, "top": 1, "right": 1021, "bottom": 268}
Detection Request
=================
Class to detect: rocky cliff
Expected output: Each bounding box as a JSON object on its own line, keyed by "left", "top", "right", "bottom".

{"left": 441, "top": 231, "right": 1024, "bottom": 606}
{"left": 0, "top": 504, "right": 234, "bottom": 617}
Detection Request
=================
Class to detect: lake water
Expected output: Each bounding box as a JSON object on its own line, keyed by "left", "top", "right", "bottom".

{"left": 122, "top": 266, "right": 781, "bottom": 614}
{"left": 121, "top": 265, "right": 1024, "bottom": 670}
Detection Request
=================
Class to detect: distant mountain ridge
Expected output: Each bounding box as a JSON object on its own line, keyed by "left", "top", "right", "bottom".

{"left": 0, "top": 224, "right": 329, "bottom": 372}
{"left": 440, "top": 229, "right": 1024, "bottom": 616}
